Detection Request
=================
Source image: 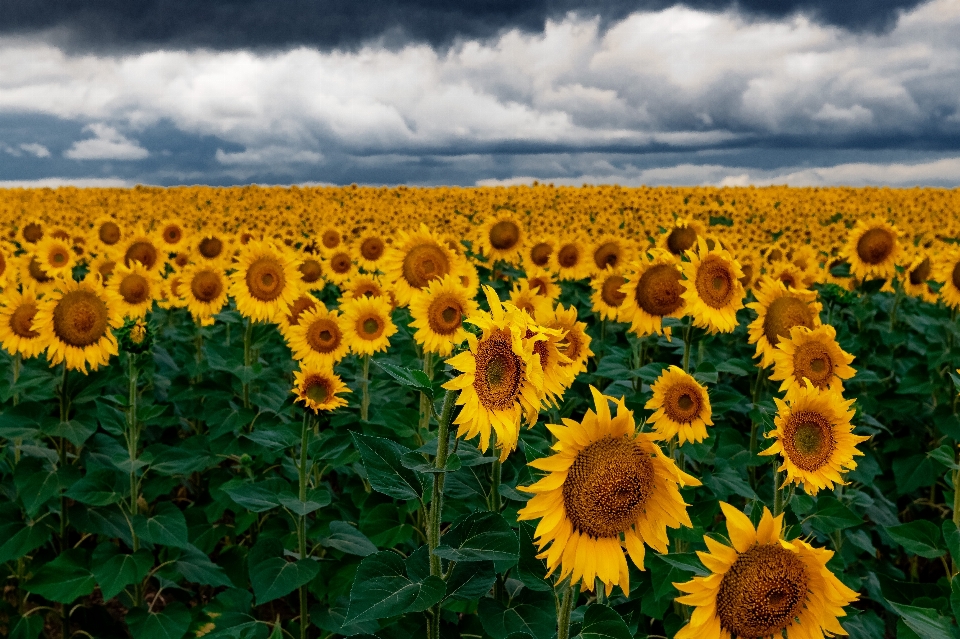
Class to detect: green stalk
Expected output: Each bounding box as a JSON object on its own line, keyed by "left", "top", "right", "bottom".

{"left": 556, "top": 579, "right": 577, "bottom": 639}
{"left": 419, "top": 352, "right": 435, "bottom": 436}
{"left": 13, "top": 353, "right": 21, "bottom": 463}
{"left": 361, "top": 355, "right": 371, "bottom": 421}
{"left": 953, "top": 448, "right": 960, "bottom": 575}
{"left": 427, "top": 390, "right": 456, "bottom": 639}
{"left": 489, "top": 432, "right": 502, "bottom": 513}
{"left": 242, "top": 318, "right": 253, "bottom": 408}
{"left": 773, "top": 464, "right": 784, "bottom": 516}
{"left": 126, "top": 353, "right": 145, "bottom": 607}
{"left": 298, "top": 412, "right": 312, "bottom": 639}
{"left": 57, "top": 362, "right": 69, "bottom": 639}
{"left": 682, "top": 319, "right": 693, "bottom": 373}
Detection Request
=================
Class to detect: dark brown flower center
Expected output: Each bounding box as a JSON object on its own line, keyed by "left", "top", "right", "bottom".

{"left": 472, "top": 329, "right": 522, "bottom": 410}
{"left": 781, "top": 410, "right": 835, "bottom": 471}
{"left": 792, "top": 340, "right": 834, "bottom": 388}
{"left": 908, "top": 258, "right": 931, "bottom": 285}
{"left": 23, "top": 222, "right": 43, "bottom": 243}
{"left": 359, "top": 315, "right": 385, "bottom": 339}
{"left": 10, "top": 303, "right": 40, "bottom": 339}
{"left": 427, "top": 295, "right": 463, "bottom": 335}
{"left": 856, "top": 228, "right": 895, "bottom": 265}
{"left": 28, "top": 257, "right": 52, "bottom": 283}
{"left": 307, "top": 318, "right": 342, "bottom": 353}
{"left": 662, "top": 381, "right": 704, "bottom": 424}
{"left": 304, "top": 375, "right": 332, "bottom": 403}
{"left": 330, "top": 252, "right": 352, "bottom": 274}
{"left": 762, "top": 296, "right": 814, "bottom": 347}
{"left": 695, "top": 255, "right": 736, "bottom": 309}
{"left": 593, "top": 242, "right": 621, "bottom": 269}
{"left": 322, "top": 229, "right": 341, "bottom": 249}
{"left": 666, "top": 226, "right": 697, "bottom": 255}
{"left": 635, "top": 264, "right": 683, "bottom": 317}
{"left": 124, "top": 241, "right": 158, "bottom": 270}
{"left": 557, "top": 244, "right": 580, "bottom": 269}
{"left": 191, "top": 270, "right": 223, "bottom": 302}
{"left": 119, "top": 273, "right": 150, "bottom": 305}
{"left": 490, "top": 221, "right": 520, "bottom": 251}
{"left": 299, "top": 259, "right": 323, "bottom": 283}
{"left": 286, "top": 296, "right": 316, "bottom": 326}
{"left": 601, "top": 275, "right": 627, "bottom": 307}
{"left": 402, "top": 243, "right": 450, "bottom": 289}
{"left": 361, "top": 237, "right": 385, "bottom": 261}
{"left": 245, "top": 256, "right": 285, "bottom": 301}
{"left": 199, "top": 237, "right": 223, "bottom": 259}
{"left": 53, "top": 289, "right": 109, "bottom": 347}
{"left": 530, "top": 242, "right": 552, "bottom": 266}
{"left": 163, "top": 225, "right": 183, "bottom": 245}
{"left": 99, "top": 222, "right": 121, "bottom": 245}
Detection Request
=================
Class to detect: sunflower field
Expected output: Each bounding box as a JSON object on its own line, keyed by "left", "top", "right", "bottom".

{"left": 1, "top": 184, "right": 960, "bottom": 639}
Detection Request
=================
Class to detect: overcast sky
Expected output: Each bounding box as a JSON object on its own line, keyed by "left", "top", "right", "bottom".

{"left": 1, "top": 0, "right": 959, "bottom": 187}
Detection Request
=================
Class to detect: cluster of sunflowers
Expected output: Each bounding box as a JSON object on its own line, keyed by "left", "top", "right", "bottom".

{"left": 0, "top": 184, "right": 957, "bottom": 639}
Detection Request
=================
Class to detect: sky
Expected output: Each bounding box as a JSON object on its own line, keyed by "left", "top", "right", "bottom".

{"left": 0, "top": 0, "right": 959, "bottom": 187}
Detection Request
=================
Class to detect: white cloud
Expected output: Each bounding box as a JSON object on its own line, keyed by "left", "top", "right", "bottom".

{"left": 0, "top": 177, "right": 134, "bottom": 188}
{"left": 0, "top": 0, "right": 957, "bottom": 173}
{"left": 19, "top": 143, "right": 51, "bottom": 157}
{"left": 476, "top": 156, "right": 960, "bottom": 187}
{"left": 64, "top": 124, "right": 148, "bottom": 160}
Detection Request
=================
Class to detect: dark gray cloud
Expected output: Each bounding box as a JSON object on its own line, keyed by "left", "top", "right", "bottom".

{"left": 1, "top": 0, "right": 926, "bottom": 52}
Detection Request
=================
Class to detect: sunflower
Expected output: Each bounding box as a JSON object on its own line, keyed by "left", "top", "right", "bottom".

{"left": 523, "top": 237, "right": 555, "bottom": 271}
{"left": 442, "top": 286, "right": 545, "bottom": 461}
{"left": 680, "top": 239, "right": 744, "bottom": 334}
{"left": 0, "top": 244, "right": 10, "bottom": 289}
{"left": 453, "top": 261, "right": 480, "bottom": 298}
{"left": 18, "top": 254, "right": 57, "bottom": 293}
{"left": 120, "top": 230, "right": 164, "bottom": 273}
{"left": 0, "top": 285, "right": 47, "bottom": 358}
{"left": 32, "top": 275, "right": 123, "bottom": 373}
{"left": 674, "top": 502, "right": 859, "bottom": 639}
{"left": 645, "top": 366, "right": 713, "bottom": 445}
{"left": 590, "top": 268, "right": 628, "bottom": 321}
{"left": 381, "top": 224, "right": 459, "bottom": 306}
{"left": 761, "top": 381, "right": 867, "bottom": 494}
{"left": 660, "top": 218, "right": 706, "bottom": 257}
{"left": 157, "top": 218, "right": 188, "bottom": 250}
{"left": 518, "top": 387, "right": 700, "bottom": 595}
{"left": 354, "top": 231, "right": 389, "bottom": 272}
{"left": 551, "top": 236, "right": 590, "bottom": 281}
{"left": 19, "top": 218, "right": 45, "bottom": 245}
{"left": 746, "top": 277, "right": 822, "bottom": 368}
{"left": 287, "top": 305, "right": 350, "bottom": 367}
{"left": 842, "top": 219, "right": 902, "bottom": 282}
{"left": 230, "top": 241, "right": 302, "bottom": 323}
{"left": 293, "top": 364, "right": 351, "bottom": 413}
{"left": 509, "top": 280, "right": 551, "bottom": 317}
{"left": 297, "top": 252, "right": 325, "bottom": 289}
{"left": 766, "top": 260, "right": 809, "bottom": 291}
{"left": 33, "top": 236, "right": 77, "bottom": 279}
{"left": 341, "top": 295, "right": 397, "bottom": 356}
{"left": 157, "top": 273, "right": 186, "bottom": 310}
{"left": 476, "top": 213, "right": 525, "bottom": 265}
{"left": 589, "top": 236, "right": 633, "bottom": 276}
{"left": 935, "top": 248, "right": 960, "bottom": 309}
{"left": 278, "top": 292, "right": 320, "bottom": 337}
{"left": 770, "top": 325, "right": 855, "bottom": 399}
{"left": 194, "top": 232, "right": 231, "bottom": 265}
{"left": 93, "top": 215, "right": 123, "bottom": 250}
{"left": 409, "top": 273, "right": 478, "bottom": 357}
{"left": 318, "top": 225, "right": 343, "bottom": 256}
{"left": 900, "top": 252, "right": 937, "bottom": 303}
{"left": 523, "top": 267, "right": 560, "bottom": 303}
{"left": 324, "top": 249, "right": 357, "bottom": 286}
{"left": 108, "top": 262, "right": 161, "bottom": 319}
{"left": 620, "top": 250, "right": 686, "bottom": 339}
{"left": 181, "top": 263, "right": 229, "bottom": 323}
{"left": 88, "top": 254, "right": 120, "bottom": 284}
{"left": 538, "top": 303, "right": 594, "bottom": 385}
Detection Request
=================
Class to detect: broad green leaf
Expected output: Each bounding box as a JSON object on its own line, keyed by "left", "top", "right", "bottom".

{"left": 927, "top": 445, "right": 960, "bottom": 470}
{"left": 943, "top": 520, "right": 960, "bottom": 566}
{"left": 91, "top": 545, "right": 154, "bottom": 600}
{"left": 434, "top": 511, "right": 519, "bottom": 562}
{"left": 657, "top": 552, "right": 709, "bottom": 576}
{"left": 344, "top": 551, "right": 444, "bottom": 624}
{"left": 952, "top": 578, "right": 960, "bottom": 630}
{"left": 692, "top": 362, "right": 718, "bottom": 384}
{"left": 886, "top": 521, "right": 945, "bottom": 559}
{"left": 574, "top": 605, "right": 632, "bottom": 639}
{"left": 278, "top": 489, "right": 331, "bottom": 516}
{"left": 220, "top": 480, "right": 282, "bottom": 513}
{"left": 8, "top": 614, "right": 44, "bottom": 639}
{"left": 65, "top": 470, "right": 124, "bottom": 506}
{"left": 887, "top": 602, "right": 956, "bottom": 639}
{"left": 374, "top": 360, "right": 434, "bottom": 399}
{"left": 400, "top": 450, "right": 462, "bottom": 474}
{"left": 126, "top": 601, "right": 192, "bottom": 639}
{"left": 44, "top": 418, "right": 96, "bottom": 447}
{"left": 516, "top": 521, "right": 552, "bottom": 592}
{"left": 0, "top": 522, "right": 51, "bottom": 563}
{"left": 174, "top": 545, "right": 234, "bottom": 588}
{"left": 250, "top": 557, "right": 319, "bottom": 605}
{"left": 477, "top": 598, "right": 556, "bottom": 639}
{"left": 322, "top": 521, "right": 378, "bottom": 557}
{"left": 808, "top": 497, "right": 862, "bottom": 534}
{"left": 16, "top": 463, "right": 64, "bottom": 518}
{"left": 351, "top": 432, "right": 424, "bottom": 501}
{"left": 0, "top": 403, "right": 42, "bottom": 439}
{"left": 892, "top": 455, "right": 936, "bottom": 495}
{"left": 444, "top": 561, "right": 497, "bottom": 601}
{"left": 137, "top": 505, "right": 190, "bottom": 548}
{"left": 25, "top": 549, "right": 96, "bottom": 603}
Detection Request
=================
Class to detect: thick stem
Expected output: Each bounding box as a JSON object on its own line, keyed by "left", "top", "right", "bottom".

{"left": 773, "top": 465, "right": 784, "bottom": 516}
{"left": 361, "top": 355, "right": 371, "bottom": 421}
{"left": 13, "top": 353, "right": 21, "bottom": 463}
{"left": 57, "top": 363, "right": 69, "bottom": 638}
{"left": 298, "top": 412, "right": 312, "bottom": 639}
{"left": 556, "top": 580, "right": 577, "bottom": 639}
{"left": 126, "top": 353, "right": 145, "bottom": 607}
{"left": 419, "top": 352, "right": 435, "bottom": 435}
{"left": 953, "top": 452, "right": 960, "bottom": 575}
{"left": 682, "top": 320, "right": 693, "bottom": 373}
{"left": 489, "top": 431, "right": 502, "bottom": 513}
{"left": 427, "top": 390, "right": 457, "bottom": 639}
{"left": 242, "top": 318, "right": 253, "bottom": 409}
{"left": 748, "top": 366, "right": 764, "bottom": 489}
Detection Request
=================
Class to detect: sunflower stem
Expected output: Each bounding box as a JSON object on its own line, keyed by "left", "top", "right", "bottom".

{"left": 419, "top": 352, "right": 435, "bottom": 437}
{"left": 427, "top": 390, "right": 457, "bottom": 639}
{"left": 681, "top": 319, "right": 693, "bottom": 373}
{"left": 772, "top": 464, "right": 784, "bottom": 516}
{"left": 889, "top": 286, "right": 902, "bottom": 331}
{"left": 489, "top": 431, "right": 502, "bottom": 513}
{"left": 298, "top": 411, "right": 313, "bottom": 639}
{"left": 953, "top": 449, "right": 960, "bottom": 576}
{"left": 57, "top": 362, "right": 70, "bottom": 639}
{"left": 242, "top": 318, "right": 253, "bottom": 409}
{"left": 361, "top": 354, "right": 371, "bottom": 421}
{"left": 13, "top": 353, "right": 21, "bottom": 464}
{"left": 556, "top": 579, "right": 577, "bottom": 639}
{"left": 126, "top": 352, "right": 145, "bottom": 607}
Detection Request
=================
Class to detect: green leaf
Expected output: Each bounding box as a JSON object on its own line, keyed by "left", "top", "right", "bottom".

{"left": 400, "top": 450, "right": 462, "bottom": 474}
{"left": 7, "top": 614, "right": 44, "bottom": 639}
{"left": 25, "top": 549, "right": 96, "bottom": 603}
{"left": 808, "top": 497, "right": 862, "bottom": 534}
{"left": 351, "top": 432, "right": 424, "bottom": 501}
{"left": 0, "top": 522, "right": 51, "bottom": 563}
{"left": 344, "top": 551, "right": 444, "bottom": 624}
{"left": 16, "top": 463, "right": 65, "bottom": 518}
{"left": 692, "top": 362, "right": 718, "bottom": 384}
{"left": 65, "top": 470, "right": 124, "bottom": 506}
{"left": 374, "top": 360, "right": 434, "bottom": 399}
{"left": 943, "top": 520, "right": 960, "bottom": 566}
{"left": 574, "top": 605, "right": 632, "bottom": 639}
{"left": 892, "top": 455, "right": 936, "bottom": 495}
{"left": 434, "top": 511, "right": 519, "bottom": 562}
{"left": 887, "top": 602, "right": 957, "bottom": 639}
{"left": 137, "top": 504, "right": 190, "bottom": 548}
{"left": 952, "top": 577, "right": 960, "bottom": 629}
{"left": 174, "top": 545, "right": 234, "bottom": 588}
{"left": 278, "top": 489, "right": 331, "bottom": 516}
{"left": 126, "top": 601, "right": 192, "bottom": 639}
{"left": 927, "top": 445, "right": 960, "bottom": 470}
{"left": 886, "top": 521, "right": 945, "bottom": 559}
{"left": 657, "top": 552, "right": 709, "bottom": 576}
{"left": 322, "top": 521, "right": 378, "bottom": 557}
{"left": 444, "top": 561, "right": 497, "bottom": 601}
{"left": 250, "top": 554, "right": 320, "bottom": 605}
{"left": 220, "top": 480, "right": 282, "bottom": 513}
{"left": 0, "top": 403, "right": 41, "bottom": 439}
{"left": 516, "top": 522, "right": 552, "bottom": 592}
{"left": 477, "top": 598, "right": 556, "bottom": 639}
{"left": 91, "top": 544, "right": 153, "bottom": 600}
{"left": 44, "top": 419, "right": 96, "bottom": 447}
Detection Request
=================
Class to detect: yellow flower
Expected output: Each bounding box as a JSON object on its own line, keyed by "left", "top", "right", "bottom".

{"left": 770, "top": 325, "right": 856, "bottom": 399}
{"left": 551, "top": 236, "right": 590, "bottom": 281}
{"left": 746, "top": 277, "right": 822, "bottom": 368}
{"left": 108, "top": 262, "right": 161, "bottom": 319}
{"left": 761, "top": 381, "right": 868, "bottom": 494}
{"left": 645, "top": 366, "right": 713, "bottom": 445}
{"left": 590, "top": 268, "right": 629, "bottom": 321}
{"left": 842, "top": 219, "right": 902, "bottom": 282}
{"left": 0, "top": 284, "right": 47, "bottom": 359}
{"left": 323, "top": 249, "right": 357, "bottom": 285}
{"left": 659, "top": 218, "right": 705, "bottom": 257}
{"left": 381, "top": 224, "right": 460, "bottom": 306}
{"left": 518, "top": 387, "right": 699, "bottom": 596}
{"left": 408, "top": 273, "right": 478, "bottom": 357}
{"left": 286, "top": 304, "right": 349, "bottom": 367}
{"left": 341, "top": 295, "right": 397, "bottom": 356}
{"left": 475, "top": 212, "right": 525, "bottom": 265}
{"left": 508, "top": 280, "right": 551, "bottom": 318}
{"left": 293, "top": 364, "right": 351, "bottom": 413}
{"left": 935, "top": 247, "right": 960, "bottom": 309}
{"left": 537, "top": 303, "right": 593, "bottom": 387}
{"left": 181, "top": 263, "right": 229, "bottom": 323}
{"left": 120, "top": 230, "right": 163, "bottom": 272}
{"left": 674, "top": 502, "right": 859, "bottom": 639}
{"left": 229, "top": 240, "right": 302, "bottom": 323}
{"left": 620, "top": 249, "right": 686, "bottom": 339}
{"left": 680, "top": 238, "right": 744, "bottom": 333}
{"left": 442, "top": 286, "right": 545, "bottom": 461}
{"left": 32, "top": 275, "right": 124, "bottom": 373}
{"left": 353, "top": 232, "right": 389, "bottom": 272}
{"left": 33, "top": 235, "right": 77, "bottom": 279}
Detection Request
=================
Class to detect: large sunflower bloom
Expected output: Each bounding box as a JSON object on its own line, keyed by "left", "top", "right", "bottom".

{"left": 286, "top": 305, "right": 350, "bottom": 367}
{"left": 230, "top": 240, "right": 302, "bottom": 323}
{"left": 341, "top": 295, "right": 397, "bottom": 356}
{"left": 935, "top": 247, "right": 960, "bottom": 309}
{"left": 0, "top": 285, "right": 47, "bottom": 359}
{"left": 746, "top": 277, "right": 822, "bottom": 368}
{"left": 841, "top": 219, "right": 902, "bottom": 282}
{"left": 518, "top": 387, "right": 699, "bottom": 595}
{"left": 537, "top": 303, "right": 593, "bottom": 386}
{"left": 293, "top": 364, "right": 351, "bottom": 413}
{"left": 681, "top": 239, "right": 745, "bottom": 333}
{"left": 646, "top": 366, "right": 713, "bottom": 445}
{"left": 181, "top": 263, "right": 229, "bottom": 324}
{"left": 590, "top": 268, "right": 629, "bottom": 321}
{"left": 476, "top": 213, "right": 525, "bottom": 265}
{"left": 770, "top": 325, "right": 855, "bottom": 399}
{"left": 761, "top": 381, "right": 868, "bottom": 494}
{"left": 442, "top": 286, "right": 545, "bottom": 461}
{"left": 33, "top": 235, "right": 77, "bottom": 279}
{"left": 108, "top": 262, "right": 161, "bottom": 319}
{"left": 620, "top": 250, "right": 686, "bottom": 339}
{"left": 32, "top": 275, "right": 123, "bottom": 373}
{"left": 674, "top": 502, "right": 859, "bottom": 639}
{"left": 408, "top": 273, "right": 478, "bottom": 357}
{"left": 381, "top": 224, "right": 460, "bottom": 306}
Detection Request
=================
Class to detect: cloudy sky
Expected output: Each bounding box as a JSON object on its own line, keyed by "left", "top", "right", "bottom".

{"left": 1, "top": 0, "right": 959, "bottom": 187}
